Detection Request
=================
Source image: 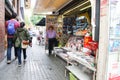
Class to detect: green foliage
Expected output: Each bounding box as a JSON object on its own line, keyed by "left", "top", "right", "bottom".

{"left": 30, "top": 15, "right": 43, "bottom": 25}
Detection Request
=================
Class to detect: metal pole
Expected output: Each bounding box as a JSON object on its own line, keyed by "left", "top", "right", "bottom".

{"left": 94, "top": 0, "right": 100, "bottom": 42}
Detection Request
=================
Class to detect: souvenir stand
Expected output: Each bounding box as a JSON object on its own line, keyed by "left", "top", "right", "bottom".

{"left": 53, "top": 16, "right": 98, "bottom": 80}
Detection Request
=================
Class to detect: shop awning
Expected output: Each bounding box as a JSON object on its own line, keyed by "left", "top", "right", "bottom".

{"left": 58, "top": 0, "right": 91, "bottom": 16}
{"left": 33, "top": 0, "right": 73, "bottom": 15}
{"left": 34, "top": 0, "right": 91, "bottom": 16}
{"left": 35, "top": 18, "right": 46, "bottom": 26}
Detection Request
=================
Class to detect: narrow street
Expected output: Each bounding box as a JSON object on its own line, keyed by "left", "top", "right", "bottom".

{"left": 0, "top": 37, "right": 66, "bottom": 80}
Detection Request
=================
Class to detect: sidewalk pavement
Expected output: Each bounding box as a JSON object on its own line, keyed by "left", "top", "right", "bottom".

{"left": 0, "top": 37, "right": 66, "bottom": 80}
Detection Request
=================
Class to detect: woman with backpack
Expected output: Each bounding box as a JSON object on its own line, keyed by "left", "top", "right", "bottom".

{"left": 13, "top": 22, "right": 31, "bottom": 67}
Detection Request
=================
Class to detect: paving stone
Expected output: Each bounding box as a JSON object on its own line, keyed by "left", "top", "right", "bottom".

{"left": 0, "top": 37, "right": 66, "bottom": 80}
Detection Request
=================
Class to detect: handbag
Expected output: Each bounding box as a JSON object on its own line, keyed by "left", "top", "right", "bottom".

{"left": 21, "top": 40, "right": 29, "bottom": 49}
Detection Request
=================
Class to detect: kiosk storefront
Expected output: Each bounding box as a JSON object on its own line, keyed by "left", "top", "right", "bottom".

{"left": 45, "top": 0, "right": 99, "bottom": 80}
{"left": 34, "top": 0, "right": 120, "bottom": 80}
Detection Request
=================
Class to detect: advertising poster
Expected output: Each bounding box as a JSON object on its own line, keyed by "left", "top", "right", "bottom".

{"left": 46, "top": 15, "right": 58, "bottom": 30}
{"left": 109, "top": 0, "right": 120, "bottom": 39}
{"left": 108, "top": 0, "right": 120, "bottom": 80}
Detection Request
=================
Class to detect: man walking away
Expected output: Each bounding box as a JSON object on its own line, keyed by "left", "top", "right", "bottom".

{"left": 5, "top": 13, "right": 20, "bottom": 64}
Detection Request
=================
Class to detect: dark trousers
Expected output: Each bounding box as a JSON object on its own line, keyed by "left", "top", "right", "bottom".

{"left": 48, "top": 38, "right": 57, "bottom": 54}
{"left": 23, "top": 49, "right": 27, "bottom": 59}
{"left": 14, "top": 47, "right": 17, "bottom": 58}
{"left": 15, "top": 48, "right": 27, "bottom": 59}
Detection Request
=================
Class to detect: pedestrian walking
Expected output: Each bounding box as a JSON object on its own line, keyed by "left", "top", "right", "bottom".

{"left": 13, "top": 22, "right": 31, "bottom": 66}
{"left": 46, "top": 25, "right": 57, "bottom": 55}
{"left": 28, "top": 28, "right": 33, "bottom": 47}
{"left": 5, "top": 13, "right": 20, "bottom": 64}
{"left": 37, "top": 31, "right": 43, "bottom": 45}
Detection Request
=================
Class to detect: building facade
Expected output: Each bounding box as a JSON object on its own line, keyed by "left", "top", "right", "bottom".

{"left": 0, "top": 0, "right": 5, "bottom": 61}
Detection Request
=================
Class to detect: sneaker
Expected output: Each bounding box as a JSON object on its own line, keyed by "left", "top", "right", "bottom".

{"left": 23, "top": 59, "right": 27, "bottom": 62}
{"left": 14, "top": 57, "right": 17, "bottom": 60}
{"left": 18, "top": 64, "right": 22, "bottom": 67}
{"left": 7, "top": 60, "right": 11, "bottom": 64}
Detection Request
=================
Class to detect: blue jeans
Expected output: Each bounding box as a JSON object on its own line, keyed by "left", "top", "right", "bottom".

{"left": 16, "top": 47, "right": 22, "bottom": 64}
{"left": 7, "top": 38, "right": 13, "bottom": 60}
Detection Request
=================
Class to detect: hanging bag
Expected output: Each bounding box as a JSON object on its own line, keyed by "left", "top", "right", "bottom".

{"left": 21, "top": 40, "right": 29, "bottom": 49}
{"left": 14, "top": 31, "right": 22, "bottom": 48}
{"left": 21, "top": 30, "right": 29, "bottom": 49}
{"left": 15, "top": 36, "right": 21, "bottom": 47}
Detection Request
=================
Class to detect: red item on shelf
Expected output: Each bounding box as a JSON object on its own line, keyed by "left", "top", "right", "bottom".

{"left": 89, "top": 41, "right": 98, "bottom": 51}
{"left": 84, "top": 35, "right": 98, "bottom": 51}
{"left": 83, "top": 35, "right": 92, "bottom": 48}
{"left": 84, "top": 41, "right": 98, "bottom": 57}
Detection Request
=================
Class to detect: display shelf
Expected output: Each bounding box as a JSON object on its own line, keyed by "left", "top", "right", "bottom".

{"left": 54, "top": 47, "right": 96, "bottom": 72}
{"left": 53, "top": 47, "right": 96, "bottom": 80}
{"left": 66, "top": 65, "right": 91, "bottom": 80}
{"left": 57, "top": 53, "right": 68, "bottom": 60}
{"left": 76, "top": 16, "right": 88, "bottom": 30}
{"left": 53, "top": 35, "right": 96, "bottom": 80}
{"left": 67, "top": 52, "right": 96, "bottom": 72}
{"left": 54, "top": 47, "right": 69, "bottom": 54}
{"left": 53, "top": 47, "right": 76, "bottom": 65}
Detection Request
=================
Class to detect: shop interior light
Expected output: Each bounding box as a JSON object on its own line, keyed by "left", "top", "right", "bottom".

{"left": 80, "top": 5, "right": 91, "bottom": 11}
{"left": 63, "top": 0, "right": 90, "bottom": 15}
{"left": 34, "top": 12, "right": 53, "bottom": 15}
